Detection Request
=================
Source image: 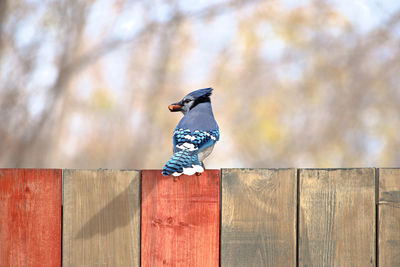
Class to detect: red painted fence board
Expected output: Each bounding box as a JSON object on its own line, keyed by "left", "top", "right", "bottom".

{"left": 0, "top": 169, "right": 62, "bottom": 267}
{"left": 141, "top": 170, "right": 220, "bottom": 267}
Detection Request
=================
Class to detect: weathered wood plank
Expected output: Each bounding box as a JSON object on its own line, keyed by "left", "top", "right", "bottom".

{"left": 299, "top": 168, "right": 375, "bottom": 267}
{"left": 141, "top": 170, "right": 220, "bottom": 267}
{"left": 378, "top": 168, "right": 400, "bottom": 267}
{"left": 221, "top": 168, "right": 297, "bottom": 267}
{"left": 0, "top": 169, "right": 62, "bottom": 267}
{"left": 62, "top": 169, "right": 140, "bottom": 267}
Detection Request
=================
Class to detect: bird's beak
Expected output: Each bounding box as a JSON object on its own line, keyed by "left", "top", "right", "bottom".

{"left": 168, "top": 102, "right": 183, "bottom": 112}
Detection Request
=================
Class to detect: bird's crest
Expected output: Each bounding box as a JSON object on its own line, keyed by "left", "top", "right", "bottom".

{"left": 186, "top": 87, "right": 213, "bottom": 99}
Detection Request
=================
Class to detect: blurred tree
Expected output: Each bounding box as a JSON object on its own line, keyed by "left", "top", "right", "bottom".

{"left": 0, "top": 0, "right": 399, "bottom": 168}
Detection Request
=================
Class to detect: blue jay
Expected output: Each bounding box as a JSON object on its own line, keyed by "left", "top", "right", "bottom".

{"left": 162, "top": 88, "right": 219, "bottom": 176}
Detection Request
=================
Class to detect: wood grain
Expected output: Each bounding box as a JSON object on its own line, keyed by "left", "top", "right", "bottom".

{"left": 378, "top": 168, "right": 400, "bottom": 267}
{"left": 62, "top": 169, "right": 140, "bottom": 267}
{"left": 221, "top": 168, "right": 297, "bottom": 267}
{"left": 141, "top": 170, "right": 220, "bottom": 267}
{"left": 299, "top": 168, "right": 375, "bottom": 267}
{"left": 0, "top": 169, "right": 62, "bottom": 267}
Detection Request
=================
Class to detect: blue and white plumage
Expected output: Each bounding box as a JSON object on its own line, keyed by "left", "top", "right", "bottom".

{"left": 162, "top": 88, "right": 219, "bottom": 176}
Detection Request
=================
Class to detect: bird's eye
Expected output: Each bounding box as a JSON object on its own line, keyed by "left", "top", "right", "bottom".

{"left": 184, "top": 99, "right": 191, "bottom": 103}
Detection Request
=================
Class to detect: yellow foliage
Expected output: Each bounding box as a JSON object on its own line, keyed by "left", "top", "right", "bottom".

{"left": 260, "top": 120, "right": 285, "bottom": 144}
{"left": 252, "top": 98, "right": 286, "bottom": 145}
{"left": 91, "top": 89, "right": 115, "bottom": 111}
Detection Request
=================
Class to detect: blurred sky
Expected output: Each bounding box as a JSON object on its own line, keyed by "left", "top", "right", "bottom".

{"left": 17, "top": 0, "right": 400, "bottom": 114}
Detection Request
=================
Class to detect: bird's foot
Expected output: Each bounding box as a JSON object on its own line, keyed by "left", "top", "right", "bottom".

{"left": 198, "top": 161, "right": 206, "bottom": 176}
{"left": 173, "top": 176, "right": 180, "bottom": 182}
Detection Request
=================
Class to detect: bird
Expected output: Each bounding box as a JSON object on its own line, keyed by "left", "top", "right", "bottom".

{"left": 162, "top": 87, "right": 219, "bottom": 176}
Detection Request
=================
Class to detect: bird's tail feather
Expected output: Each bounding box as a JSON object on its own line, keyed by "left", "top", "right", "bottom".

{"left": 162, "top": 150, "right": 203, "bottom": 176}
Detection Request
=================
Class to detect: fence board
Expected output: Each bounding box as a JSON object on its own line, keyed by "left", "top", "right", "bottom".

{"left": 220, "top": 168, "right": 297, "bottom": 267}
{"left": 141, "top": 170, "right": 220, "bottom": 267}
{"left": 62, "top": 169, "right": 140, "bottom": 267}
{"left": 378, "top": 168, "right": 400, "bottom": 267}
{"left": 0, "top": 169, "right": 61, "bottom": 267}
{"left": 299, "top": 168, "right": 375, "bottom": 267}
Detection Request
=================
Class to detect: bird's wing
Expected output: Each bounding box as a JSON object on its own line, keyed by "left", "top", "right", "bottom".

{"left": 173, "top": 128, "right": 219, "bottom": 154}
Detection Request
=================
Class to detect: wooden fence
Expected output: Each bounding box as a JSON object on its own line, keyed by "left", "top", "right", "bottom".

{"left": 0, "top": 168, "right": 399, "bottom": 267}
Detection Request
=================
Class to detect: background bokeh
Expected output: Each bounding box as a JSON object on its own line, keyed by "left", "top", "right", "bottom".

{"left": 1, "top": 0, "right": 400, "bottom": 169}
